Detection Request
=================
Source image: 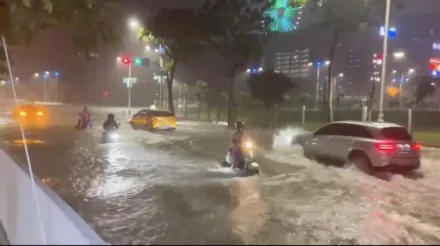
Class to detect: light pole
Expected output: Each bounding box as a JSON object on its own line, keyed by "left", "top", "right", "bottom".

{"left": 399, "top": 68, "right": 414, "bottom": 107}
{"left": 54, "top": 72, "right": 60, "bottom": 102}
{"left": 128, "top": 62, "right": 132, "bottom": 109}
{"left": 313, "top": 61, "right": 329, "bottom": 110}
{"left": 43, "top": 71, "right": 50, "bottom": 102}
{"left": 378, "top": 0, "right": 391, "bottom": 122}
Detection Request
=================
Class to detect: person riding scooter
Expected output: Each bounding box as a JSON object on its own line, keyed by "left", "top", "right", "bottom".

{"left": 103, "top": 113, "right": 119, "bottom": 131}
{"left": 78, "top": 106, "right": 91, "bottom": 128}
{"left": 231, "top": 121, "right": 247, "bottom": 169}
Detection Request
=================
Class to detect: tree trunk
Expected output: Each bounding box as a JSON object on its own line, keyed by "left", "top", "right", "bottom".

{"left": 197, "top": 101, "right": 201, "bottom": 120}
{"left": 326, "top": 31, "right": 339, "bottom": 123}
{"left": 227, "top": 66, "right": 241, "bottom": 128}
{"left": 207, "top": 100, "right": 211, "bottom": 121}
{"left": 329, "top": 77, "right": 335, "bottom": 122}
{"left": 227, "top": 77, "right": 235, "bottom": 128}
{"left": 166, "top": 61, "right": 177, "bottom": 114}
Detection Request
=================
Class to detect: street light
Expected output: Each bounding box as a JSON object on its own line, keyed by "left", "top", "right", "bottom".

{"left": 378, "top": 0, "right": 391, "bottom": 122}
{"left": 393, "top": 51, "right": 405, "bottom": 60}
{"left": 314, "top": 61, "right": 330, "bottom": 110}
{"left": 34, "top": 73, "right": 39, "bottom": 78}
{"left": 399, "top": 68, "right": 416, "bottom": 107}
{"left": 338, "top": 73, "right": 343, "bottom": 77}
{"left": 128, "top": 18, "right": 139, "bottom": 29}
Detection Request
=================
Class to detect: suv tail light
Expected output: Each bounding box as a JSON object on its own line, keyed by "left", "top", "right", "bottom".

{"left": 375, "top": 142, "right": 396, "bottom": 153}
{"left": 412, "top": 142, "right": 422, "bottom": 152}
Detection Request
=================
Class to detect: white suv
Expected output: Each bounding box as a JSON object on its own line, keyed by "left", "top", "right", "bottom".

{"left": 297, "top": 121, "right": 421, "bottom": 171}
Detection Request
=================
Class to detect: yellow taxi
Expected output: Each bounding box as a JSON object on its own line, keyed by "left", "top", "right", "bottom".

{"left": 129, "top": 109, "right": 176, "bottom": 131}
{"left": 13, "top": 104, "right": 47, "bottom": 125}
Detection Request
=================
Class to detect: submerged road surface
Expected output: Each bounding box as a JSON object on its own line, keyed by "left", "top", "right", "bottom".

{"left": 1, "top": 106, "right": 440, "bottom": 244}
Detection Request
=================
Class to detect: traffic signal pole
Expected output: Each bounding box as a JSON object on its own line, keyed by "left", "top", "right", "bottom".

{"left": 128, "top": 63, "right": 132, "bottom": 109}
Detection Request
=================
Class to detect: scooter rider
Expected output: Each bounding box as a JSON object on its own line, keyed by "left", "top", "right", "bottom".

{"left": 79, "top": 106, "right": 91, "bottom": 127}
{"left": 103, "top": 113, "right": 119, "bottom": 131}
{"left": 232, "top": 121, "right": 246, "bottom": 169}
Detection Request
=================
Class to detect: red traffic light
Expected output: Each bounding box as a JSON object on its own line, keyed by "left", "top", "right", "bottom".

{"left": 121, "top": 57, "right": 131, "bottom": 65}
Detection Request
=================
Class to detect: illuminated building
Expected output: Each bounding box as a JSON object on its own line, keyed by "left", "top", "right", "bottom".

{"left": 273, "top": 49, "right": 310, "bottom": 78}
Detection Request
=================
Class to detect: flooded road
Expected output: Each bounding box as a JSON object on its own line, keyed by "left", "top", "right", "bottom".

{"left": 1, "top": 106, "right": 440, "bottom": 244}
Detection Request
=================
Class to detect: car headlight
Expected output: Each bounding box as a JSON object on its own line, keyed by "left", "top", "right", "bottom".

{"left": 245, "top": 141, "right": 253, "bottom": 149}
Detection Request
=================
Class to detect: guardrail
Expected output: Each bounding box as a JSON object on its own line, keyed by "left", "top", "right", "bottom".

{"left": 0, "top": 150, "right": 107, "bottom": 245}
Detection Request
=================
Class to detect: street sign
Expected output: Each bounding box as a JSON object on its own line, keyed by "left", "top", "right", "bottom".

{"left": 123, "top": 77, "right": 137, "bottom": 84}
{"left": 123, "top": 77, "right": 137, "bottom": 88}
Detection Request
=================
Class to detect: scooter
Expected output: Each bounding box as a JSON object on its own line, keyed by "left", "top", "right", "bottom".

{"left": 74, "top": 118, "right": 93, "bottom": 130}
{"left": 101, "top": 123, "right": 121, "bottom": 143}
{"left": 221, "top": 140, "right": 260, "bottom": 175}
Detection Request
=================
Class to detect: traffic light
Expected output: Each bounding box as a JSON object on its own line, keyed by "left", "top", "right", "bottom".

{"left": 121, "top": 56, "right": 131, "bottom": 65}
{"left": 135, "top": 58, "right": 142, "bottom": 66}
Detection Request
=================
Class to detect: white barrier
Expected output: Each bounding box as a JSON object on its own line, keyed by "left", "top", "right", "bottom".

{"left": 0, "top": 150, "right": 107, "bottom": 245}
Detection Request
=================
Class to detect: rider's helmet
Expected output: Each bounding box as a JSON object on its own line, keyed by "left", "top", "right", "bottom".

{"left": 236, "top": 121, "right": 245, "bottom": 131}
{"left": 108, "top": 113, "right": 115, "bottom": 120}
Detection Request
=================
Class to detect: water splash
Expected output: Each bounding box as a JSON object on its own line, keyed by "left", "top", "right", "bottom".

{"left": 272, "top": 126, "right": 308, "bottom": 150}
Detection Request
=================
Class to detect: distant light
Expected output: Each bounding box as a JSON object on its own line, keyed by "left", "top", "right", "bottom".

{"left": 380, "top": 26, "right": 397, "bottom": 38}
{"left": 15, "top": 77, "right": 19, "bottom": 81}
{"left": 33, "top": 73, "right": 39, "bottom": 78}
{"left": 259, "top": 67, "right": 263, "bottom": 72}
{"left": 246, "top": 69, "right": 251, "bottom": 73}
{"left": 154, "top": 49, "right": 159, "bottom": 53}
{"left": 54, "top": 72, "right": 60, "bottom": 77}
{"left": 432, "top": 70, "right": 438, "bottom": 76}
{"left": 408, "top": 68, "right": 415, "bottom": 74}
{"left": 393, "top": 51, "right": 405, "bottom": 59}
{"left": 145, "top": 45, "right": 151, "bottom": 51}
{"left": 117, "top": 56, "right": 121, "bottom": 62}
{"left": 338, "top": 73, "right": 343, "bottom": 77}
{"left": 128, "top": 18, "right": 139, "bottom": 29}
{"left": 392, "top": 70, "right": 397, "bottom": 74}
{"left": 45, "top": 71, "right": 50, "bottom": 75}
{"left": 150, "top": 104, "right": 157, "bottom": 110}
{"left": 308, "top": 62, "right": 313, "bottom": 67}
{"left": 324, "top": 61, "right": 330, "bottom": 65}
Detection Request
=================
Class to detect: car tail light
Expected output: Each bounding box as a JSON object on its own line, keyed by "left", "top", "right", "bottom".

{"left": 412, "top": 142, "right": 422, "bottom": 152}
{"left": 375, "top": 142, "right": 396, "bottom": 153}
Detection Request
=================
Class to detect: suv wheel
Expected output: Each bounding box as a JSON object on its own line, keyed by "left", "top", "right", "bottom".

{"left": 349, "top": 151, "right": 376, "bottom": 173}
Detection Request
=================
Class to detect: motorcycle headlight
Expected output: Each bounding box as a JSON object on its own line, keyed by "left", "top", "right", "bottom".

{"left": 245, "top": 141, "right": 253, "bottom": 149}
{"left": 109, "top": 133, "right": 119, "bottom": 140}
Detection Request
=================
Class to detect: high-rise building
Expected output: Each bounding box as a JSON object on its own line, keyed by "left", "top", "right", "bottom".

{"left": 273, "top": 49, "right": 310, "bottom": 78}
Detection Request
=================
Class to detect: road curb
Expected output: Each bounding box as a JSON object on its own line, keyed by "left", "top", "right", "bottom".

{"left": 422, "top": 143, "right": 440, "bottom": 149}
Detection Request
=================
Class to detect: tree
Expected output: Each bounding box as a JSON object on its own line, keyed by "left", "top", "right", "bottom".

{"left": 308, "top": 0, "right": 404, "bottom": 122}
{"left": 412, "top": 75, "right": 440, "bottom": 106}
{"left": 192, "top": 80, "right": 208, "bottom": 119}
{"left": 247, "top": 71, "right": 295, "bottom": 125}
{"left": 0, "top": 0, "right": 119, "bottom": 63}
{"left": 200, "top": 0, "right": 271, "bottom": 128}
{"left": 139, "top": 9, "right": 209, "bottom": 114}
